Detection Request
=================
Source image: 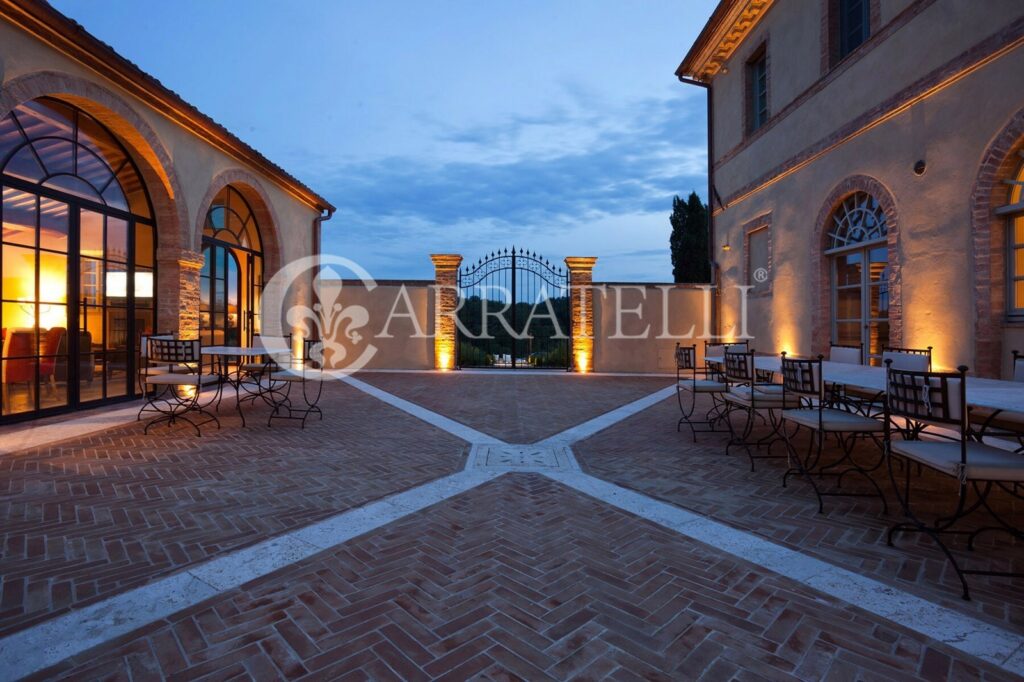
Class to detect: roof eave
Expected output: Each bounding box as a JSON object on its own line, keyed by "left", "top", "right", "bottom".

{"left": 675, "top": 0, "right": 774, "bottom": 83}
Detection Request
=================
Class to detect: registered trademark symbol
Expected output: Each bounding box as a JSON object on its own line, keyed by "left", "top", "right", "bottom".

{"left": 753, "top": 267, "right": 769, "bottom": 283}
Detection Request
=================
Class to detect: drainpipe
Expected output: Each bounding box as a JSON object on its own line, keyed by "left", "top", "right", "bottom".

{"left": 677, "top": 75, "right": 719, "bottom": 339}
{"left": 311, "top": 206, "right": 335, "bottom": 339}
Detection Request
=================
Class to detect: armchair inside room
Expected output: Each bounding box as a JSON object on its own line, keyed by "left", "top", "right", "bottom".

{"left": 53, "top": 329, "right": 95, "bottom": 384}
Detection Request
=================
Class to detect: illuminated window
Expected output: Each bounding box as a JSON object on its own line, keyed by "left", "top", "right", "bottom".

{"left": 1, "top": 98, "right": 155, "bottom": 419}
{"left": 1001, "top": 157, "right": 1024, "bottom": 318}
{"left": 201, "top": 186, "right": 263, "bottom": 346}
{"left": 826, "top": 192, "right": 889, "bottom": 365}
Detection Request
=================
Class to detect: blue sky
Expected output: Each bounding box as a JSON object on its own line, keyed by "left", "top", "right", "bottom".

{"left": 52, "top": 0, "right": 716, "bottom": 281}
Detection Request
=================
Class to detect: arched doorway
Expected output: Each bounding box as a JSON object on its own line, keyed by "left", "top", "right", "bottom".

{"left": 0, "top": 97, "right": 156, "bottom": 420}
{"left": 200, "top": 186, "right": 263, "bottom": 346}
{"left": 825, "top": 191, "right": 889, "bottom": 365}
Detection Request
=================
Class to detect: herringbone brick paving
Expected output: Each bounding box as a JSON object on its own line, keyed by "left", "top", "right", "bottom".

{"left": 573, "top": 394, "right": 1024, "bottom": 634}
{"left": 0, "top": 382, "right": 467, "bottom": 638}
{"left": 33, "top": 474, "right": 1018, "bottom": 681}
{"left": 357, "top": 373, "right": 672, "bottom": 443}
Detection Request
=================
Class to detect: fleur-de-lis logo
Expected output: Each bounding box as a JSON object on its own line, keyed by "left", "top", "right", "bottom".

{"left": 286, "top": 275, "right": 369, "bottom": 367}
{"left": 261, "top": 255, "right": 379, "bottom": 376}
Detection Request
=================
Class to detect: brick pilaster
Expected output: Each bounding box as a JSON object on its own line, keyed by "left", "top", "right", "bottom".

{"left": 157, "top": 247, "right": 204, "bottom": 339}
{"left": 564, "top": 257, "right": 598, "bottom": 372}
{"left": 430, "top": 254, "right": 463, "bottom": 370}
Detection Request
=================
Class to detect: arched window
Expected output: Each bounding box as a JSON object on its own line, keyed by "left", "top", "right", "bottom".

{"left": 1, "top": 97, "right": 156, "bottom": 420}
{"left": 1002, "top": 157, "right": 1024, "bottom": 318}
{"left": 826, "top": 192, "right": 889, "bottom": 365}
{"left": 200, "top": 186, "right": 263, "bottom": 346}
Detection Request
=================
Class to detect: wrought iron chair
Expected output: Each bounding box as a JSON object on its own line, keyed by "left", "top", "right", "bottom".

{"left": 703, "top": 340, "right": 749, "bottom": 381}
{"left": 779, "top": 354, "right": 887, "bottom": 514}
{"left": 721, "top": 349, "right": 796, "bottom": 470}
{"left": 238, "top": 333, "right": 293, "bottom": 378}
{"left": 138, "top": 338, "right": 221, "bottom": 435}
{"left": 676, "top": 343, "right": 727, "bottom": 441}
{"left": 265, "top": 339, "right": 325, "bottom": 428}
{"left": 136, "top": 332, "right": 181, "bottom": 394}
{"left": 884, "top": 362, "right": 1024, "bottom": 600}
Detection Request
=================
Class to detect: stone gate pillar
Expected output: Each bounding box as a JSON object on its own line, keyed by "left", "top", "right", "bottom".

{"left": 430, "top": 254, "right": 463, "bottom": 370}
{"left": 156, "top": 247, "right": 205, "bottom": 339}
{"left": 564, "top": 257, "right": 598, "bottom": 372}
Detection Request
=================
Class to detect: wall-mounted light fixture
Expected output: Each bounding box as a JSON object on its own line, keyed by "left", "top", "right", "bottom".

{"left": 913, "top": 160, "right": 927, "bottom": 176}
{"left": 722, "top": 239, "right": 731, "bottom": 252}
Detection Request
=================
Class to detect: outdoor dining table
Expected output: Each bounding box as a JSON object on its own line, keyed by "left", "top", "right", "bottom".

{"left": 203, "top": 345, "right": 282, "bottom": 427}
{"left": 704, "top": 355, "right": 1024, "bottom": 415}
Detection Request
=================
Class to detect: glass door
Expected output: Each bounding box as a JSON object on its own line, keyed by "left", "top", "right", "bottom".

{"left": 1, "top": 191, "right": 70, "bottom": 416}
{"left": 831, "top": 243, "right": 888, "bottom": 365}
{"left": 200, "top": 242, "right": 242, "bottom": 347}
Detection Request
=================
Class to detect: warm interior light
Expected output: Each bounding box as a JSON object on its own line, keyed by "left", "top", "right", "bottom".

{"left": 438, "top": 351, "right": 452, "bottom": 371}
{"left": 105, "top": 272, "right": 154, "bottom": 298}
{"left": 722, "top": 241, "right": 731, "bottom": 251}
{"left": 177, "top": 384, "right": 197, "bottom": 399}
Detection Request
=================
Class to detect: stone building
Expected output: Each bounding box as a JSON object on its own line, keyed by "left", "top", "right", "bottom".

{"left": 0, "top": 0, "right": 333, "bottom": 421}
{"left": 677, "top": 0, "right": 1024, "bottom": 377}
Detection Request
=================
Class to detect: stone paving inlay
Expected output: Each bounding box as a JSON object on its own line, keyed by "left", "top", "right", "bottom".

{"left": 32, "top": 474, "right": 1018, "bottom": 681}
{"left": 0, "top": 382, "right": 467, "bottom": 639}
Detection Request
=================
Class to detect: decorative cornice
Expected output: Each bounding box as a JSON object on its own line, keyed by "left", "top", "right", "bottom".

{"left": 563, "top": 257, "right": 598, "bottom": 272}
{"left": 676, "top": 0, "right": 775, "bottom": 82}
{"left": 0, "top": 0, "right": 334, "bottom": 213}
{"left": 429, "top": 254, "right": 464, "bottom": 270}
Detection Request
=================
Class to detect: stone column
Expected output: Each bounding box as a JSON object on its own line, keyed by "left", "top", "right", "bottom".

{"left": 156, "top": 247, "right": 205, "bottom": 339}
{"left": 564, "top": 257, "right": 598, "bottom": 372}
{"left": 430, "top": 254, "right": 463, "bottom": 370}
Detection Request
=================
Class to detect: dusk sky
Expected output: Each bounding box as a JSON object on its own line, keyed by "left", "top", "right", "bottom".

{"left": 52, "top": 0, "right": 716, "bottom": 281}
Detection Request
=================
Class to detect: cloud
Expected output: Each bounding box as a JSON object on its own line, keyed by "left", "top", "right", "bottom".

{"left": 315, "top": 90, "right": 708, "bottom": 280}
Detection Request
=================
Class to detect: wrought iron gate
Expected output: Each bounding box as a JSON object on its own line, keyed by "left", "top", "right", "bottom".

{"left": 457, "top": 248, "right": 571, "bottom": 369}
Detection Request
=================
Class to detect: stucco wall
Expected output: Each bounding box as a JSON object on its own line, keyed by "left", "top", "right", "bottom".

{"left": 322, "top": 280, "right": 713, "bottom": 374}
{"left": 318, "top": 281, "right": 435, "bottom": 371}
{"left": 712, "top": 1, "right": 1024, "bottom": 186}
{"left": 591, "top": 284, "right": 712, "bottom": 374}
{"left": 704, "top": 2, "right": 1024, "bottom": 377}
{"left": 0, "top": 19, "right": 324, "bottom": 336}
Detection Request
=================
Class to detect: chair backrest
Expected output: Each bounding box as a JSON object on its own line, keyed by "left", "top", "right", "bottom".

{"left": 885, "top": 362, "right": 966, "bottom": 427}
{"left": 781, "top": 354, "right": 823, "bottom": 400}
{"left": 304, "top": 339, "right": 324, "bottom": 367}
{"left": 675, "top": 344, "right": 696, "bottom": 371}
{"left": 1013, "top": 350, "right": 1024, "bottom": 383}
{"left": 882, "top": 346, "right": 932, "bottom": 371}
{"left": 148, "top": 338, "right": 201, "bottom": 366}
{"left": 724, "top": 349, "right": 754, "bottom": 383}
{"left": 829, "top": 343, "right": 862, "bottom": 365}
{"left": 705, "top": 339, "right": 748, "bottom": 359}
{"left": 140, "top": 333, "right": 175, "bottom": 361}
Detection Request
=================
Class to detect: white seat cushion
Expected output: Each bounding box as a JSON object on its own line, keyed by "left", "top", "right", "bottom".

{"left": 782, "top": 408, "right": 883, "bottom": 432}
{"left": 679, "top": 379, "right": 727, "bottom": 393}
{"left": 145, "top": 373, "right": 220, "bottom": 386}
{"left": 140, "top": 364, "right": 194, "bottom": 375}
{"left": 724, "top": 385, "right": 797, "bottom": 407}
{"left": 890, "top": 441, "right": 1024, "bottom": 482}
